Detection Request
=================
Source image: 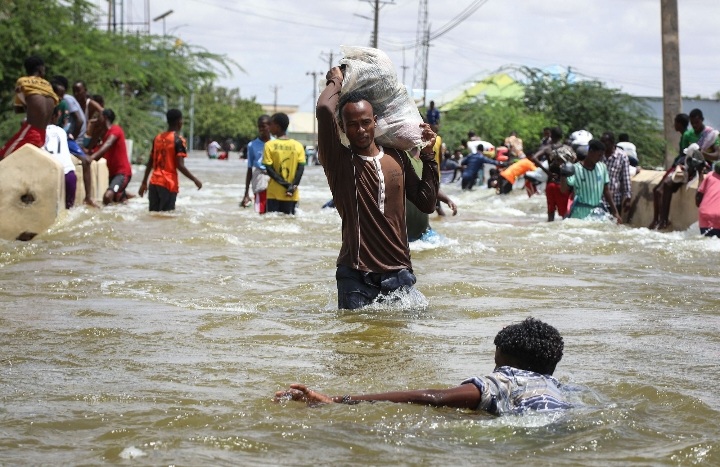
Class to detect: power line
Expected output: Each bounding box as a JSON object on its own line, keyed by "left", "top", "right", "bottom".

{"left": 411, "top": 0, "right": 489, "bottom": 105}
{"left": 361, "top": 0, "right": 395, "bottom": 48}
{"left": 185, "top": 0, "right": 360, "bottom": 33}
{"left": 429, "top": 0, "right": 489, "bottom": 40}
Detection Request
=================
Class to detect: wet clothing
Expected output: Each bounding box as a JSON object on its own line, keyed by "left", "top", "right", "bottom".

{"left": 254, "top": 190, "right": 267, "bottom": 214}
{"left": 262, "top": 138, "right": 306, "bottom": 202}
{"left": 461, "top": 152, "right": 499, "bottom": 189}
{"left": 498, "top": 177, "right": 513, "bottom": 194}
{"left": 500, "top": 158, "right": 537, "bottom": 184}
{"left": 64, "top": 172, "right": 77, "bottom": 209}
{"left": 566, "top": 162, "right": 610, "bottom": 219}
{"left": 148, "top": 131, "right": 187, "bottom": 193}
{"left": 45, "top": 124, "right": 77, "bottom": 208}
{"left": 0, "top": 121, "right": 45, "bottom": 159}
{"left": 700, "top": 228, "right": 720, "bottom": 238}
{"left": 336, "top": 264, "right": 417, "bottom": 310}
{"left": 604, "top": 147, "right": 632, "bottom": 209}
{"left": 108, "top": 173, "right": 131, "bottom": 201}
{"left": 462, "top": 366, "right": 570, "bottom": 415}
{"left": 148, "top": 184, "right": 176, "bottom": 211}
{"left": 698, "top": 172, "right": 720, "bottom": 231}
{"left": 44, "top": 125, "right": 75, "bottom": 174}
{"left": 316, "top": 76, "right": 439, "bottom": 275}
{"left": 546, "top": 181, "right": 570, "bottom": 217}
{"left": 2, "top": 76, "right": 58, "bottom": 159}
{"left": 266, "top": 199, "right": 297, "bottom": 215}
{"left": 406, "top": 156, "right": 431, "bottom": 242}
{"left": 98, "top": 124, "right": 131, "bottom": 178}
{"left": 247, "top": 137, "right": 270, "bottom": 192}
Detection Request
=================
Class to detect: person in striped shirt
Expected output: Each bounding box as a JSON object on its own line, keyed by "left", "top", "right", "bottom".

{"left": 561, "top": 139, "right": 621, "bottom": 223}
{"left": 600, "top": 132, "right": 632, "bottom": 217}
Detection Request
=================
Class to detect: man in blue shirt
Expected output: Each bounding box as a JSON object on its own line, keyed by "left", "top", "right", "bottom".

{"left": 426, "top": 100, "right": 440, "bottom": 130}
{"left": 241, "top": 115, "right": 271, "bottom": 213}
{"left": 461, "top": 143, "right": 503, "bottom": 190}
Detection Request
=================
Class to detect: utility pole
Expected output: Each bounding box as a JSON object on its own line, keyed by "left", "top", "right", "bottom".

{"left": 661, "top": 0, "right": 682, "bottom": 168}
{"left": 270, "top": 85, "right": 281, "bottom": 112}
{"left": 412, "top": 0, "right": 429, "bottom": 105}
{"left": 189, "top": 89, "right": 195, "bottom": 151}
{"left": 422, "top": 25, "right": 430, "bottom": 107}
{"left": 153, "top": 9, "right": 174, "bottom": 36}
{"left": 361, "top": 0, "right": 394, "bottom": 48}
{"left": 108, "top": 0, "right": 115, "bottom": 32}
{"left": 401, "top": 47, "right": 409, "bottom": 86}
{"left": 306, "top": 71, "right": 322, "bottom": 147}
{"left": 372, "top": 0, "right": 379, "bottom": 48}
{"left": 320, "top": 50, "right": 335, "bottom": 69}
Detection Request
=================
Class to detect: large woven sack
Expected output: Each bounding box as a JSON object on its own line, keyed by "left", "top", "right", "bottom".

{"left": 337, "top": 46, "right": 424, "bottom": 150}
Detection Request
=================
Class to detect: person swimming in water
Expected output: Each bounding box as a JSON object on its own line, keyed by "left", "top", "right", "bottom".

{"left": 275, "top": 317, "right": 570, "bottom": 416}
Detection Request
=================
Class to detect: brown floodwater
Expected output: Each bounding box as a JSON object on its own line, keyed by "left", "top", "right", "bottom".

{"left": 1, "top": 151, "right": 718, "bottom": 465}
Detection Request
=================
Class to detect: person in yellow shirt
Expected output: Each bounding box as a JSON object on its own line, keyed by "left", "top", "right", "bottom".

{"left": 262, "top": 113, "right": 306, "bottom": 214}
{"left": 0, "top": 56, "right": 59, "bottom": 159}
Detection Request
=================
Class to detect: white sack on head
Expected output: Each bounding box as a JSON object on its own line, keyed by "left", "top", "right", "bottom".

{"left": 337, "top": 45, "right": 424, "bottom": 150}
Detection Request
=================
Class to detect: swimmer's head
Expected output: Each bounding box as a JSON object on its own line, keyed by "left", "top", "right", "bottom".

{"left": 493, "top": 317, "right": 563, "bottom": 375}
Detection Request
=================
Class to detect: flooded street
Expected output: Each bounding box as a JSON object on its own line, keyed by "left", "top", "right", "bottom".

{"left": 1, "top": 151, "right": 718, "bottom": 465}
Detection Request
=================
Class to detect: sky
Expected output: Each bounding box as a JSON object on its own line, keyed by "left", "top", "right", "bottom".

{"left": 91, "top": 0, "right": 720, "bottom": 113}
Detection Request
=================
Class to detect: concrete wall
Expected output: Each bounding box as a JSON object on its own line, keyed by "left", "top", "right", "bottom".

{"left": 0, "top": 144, "right": 109, "bottom": 241}
{"left": 72, "top": 156, "right": 109, "bottom": 204}
{"left": 627, "top": 169, "right": 699, "bottom": 230}
{"left": 0, "top": 144, "right": 65, "bottom": 241}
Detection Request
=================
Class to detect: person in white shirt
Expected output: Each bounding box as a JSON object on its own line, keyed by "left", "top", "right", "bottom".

{"left": 207, "top": 140, "right": 221, "bottom": 159}
{"left": 44, "top": 107, "right": 77, "bottom": 208}
{"left": 616, "top": 133, "right": 639, "bottom": 177}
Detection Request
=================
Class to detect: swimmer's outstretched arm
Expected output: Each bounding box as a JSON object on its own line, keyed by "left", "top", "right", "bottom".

{"left": 274, "top": 383, "right": 480, "bottom": 409}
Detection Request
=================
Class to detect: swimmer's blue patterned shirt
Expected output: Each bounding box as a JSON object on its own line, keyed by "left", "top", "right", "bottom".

{"left": 462, "top": 366, "right": 571, "bottom": 415}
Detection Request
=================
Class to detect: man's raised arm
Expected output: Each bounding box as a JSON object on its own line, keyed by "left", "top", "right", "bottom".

{"left": 316, "top": 67, "right": 344, "bottom": 167}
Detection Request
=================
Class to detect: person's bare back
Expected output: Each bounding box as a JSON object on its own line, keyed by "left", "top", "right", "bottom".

{"left": 24, "top": 92, "right": 56, "bottom": 129}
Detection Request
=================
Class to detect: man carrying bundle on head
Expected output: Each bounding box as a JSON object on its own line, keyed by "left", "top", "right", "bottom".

{"left": 316, "top": 63, "right": 438, "bottom": 310}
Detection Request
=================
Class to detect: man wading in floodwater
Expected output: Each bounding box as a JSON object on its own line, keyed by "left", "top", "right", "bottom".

{"left": 316, "top": 66, "right": 439, "bottom": 310}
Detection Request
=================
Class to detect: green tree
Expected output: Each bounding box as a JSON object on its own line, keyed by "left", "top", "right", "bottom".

{"left": 437, "top": 97, "right": 553, "bottom": 154}
{"left": 0, "top": 0, "right": 247, "bottom": 160}
{"left": 522, "top": 67, "right": 665, "bottom": 166}
{"left": 192, "top": 84, "right": 263, "bottom": 151}
{"left": 439, "top": 67, "right": 665, "bottom": 166}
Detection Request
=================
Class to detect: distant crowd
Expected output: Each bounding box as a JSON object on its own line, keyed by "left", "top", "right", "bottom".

{"left": 4, "top": 56, "right": 720, "bottom": 237}
{"left": 1, "top": 55, "right": 202, "bottom": 212}
{"left": 428, "top": 99, "right": 720, "bottom": 235}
